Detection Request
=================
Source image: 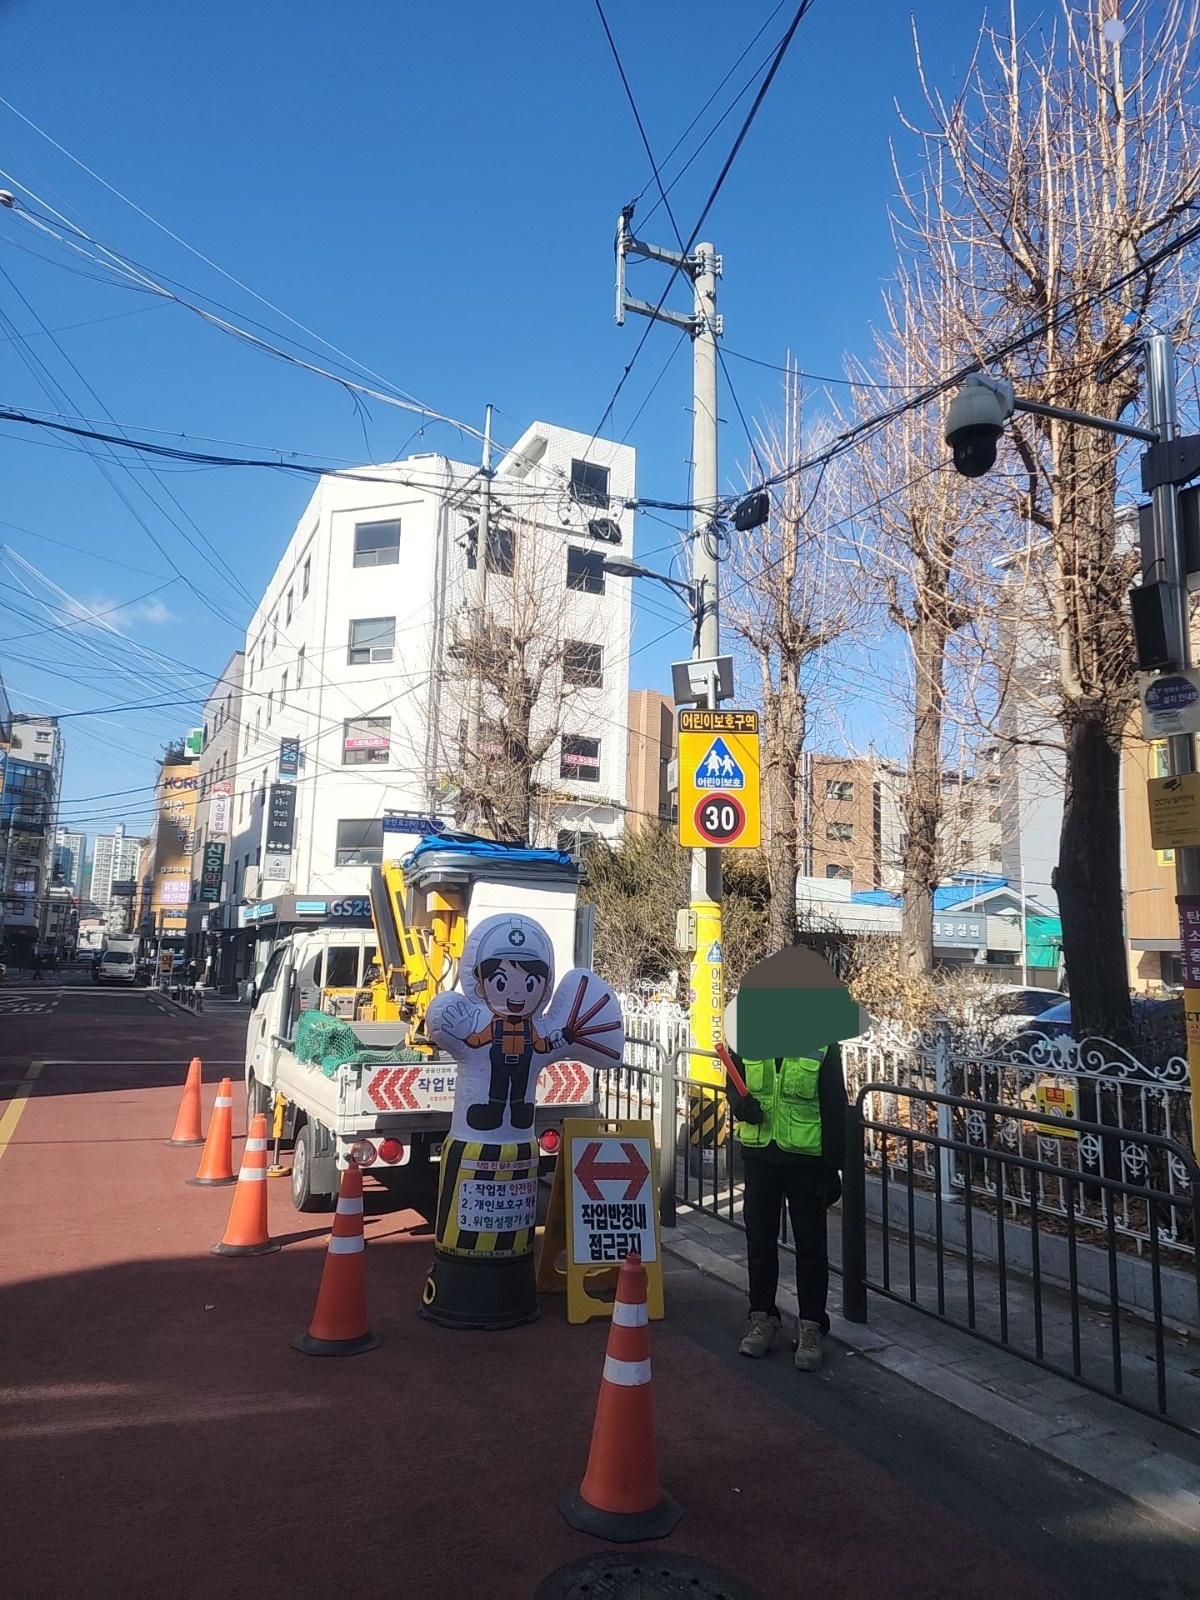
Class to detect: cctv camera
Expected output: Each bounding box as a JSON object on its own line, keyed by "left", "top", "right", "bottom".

{"left": 944, "top": 374, "right": 1015, "bottom": 479}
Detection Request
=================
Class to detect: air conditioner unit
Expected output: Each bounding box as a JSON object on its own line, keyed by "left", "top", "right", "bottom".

{"left": 244, "top": 867, "right": 261, "bottom": 900}
{"left": 283, "top": 882, "right": 295, "bottom": 895}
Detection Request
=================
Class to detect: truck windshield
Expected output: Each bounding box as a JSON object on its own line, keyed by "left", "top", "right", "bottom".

{"left": 322, "top": 947, "right": 361, "bottom": 989}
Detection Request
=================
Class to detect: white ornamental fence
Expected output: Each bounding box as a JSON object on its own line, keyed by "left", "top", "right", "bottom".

{"left": 613, "top": 996, "right": 1195, "bottom": 1258}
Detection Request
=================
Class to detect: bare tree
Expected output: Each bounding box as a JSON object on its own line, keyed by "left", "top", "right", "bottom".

{"left": 899, "top": 0, "right": 1200, "bottom": 1039}
{"left": 727, "top": 367, "right": 862, "bottom": 948}
{"left": 442, "top": 514, "right": 599, "bottom": 845}
{"left": 838, "top": 267, "right": 988, "bottom": 980}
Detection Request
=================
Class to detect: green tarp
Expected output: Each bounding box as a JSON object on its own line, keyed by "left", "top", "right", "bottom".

{"left": 293, "top": 1009, "right": 425, "bottom": 1078}
{"left": 1025, "top": 915, "right": 1063, "bottom": 969}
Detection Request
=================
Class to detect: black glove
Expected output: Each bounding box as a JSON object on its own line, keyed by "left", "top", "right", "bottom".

{"left": 729, "top": 1090, "right": 764, "bottom": 1125}
{"left": 822, "top": 1166, "right": 842, "bottom": 1209}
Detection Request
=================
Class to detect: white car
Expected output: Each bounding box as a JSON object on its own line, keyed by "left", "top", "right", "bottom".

{"left": 95, "top": 950, "right": 138, "bottom": 985}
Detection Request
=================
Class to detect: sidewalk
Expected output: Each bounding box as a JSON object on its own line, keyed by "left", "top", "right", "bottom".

{"left": 666, "top": 1200, "right": 1200, "bottom": 1537}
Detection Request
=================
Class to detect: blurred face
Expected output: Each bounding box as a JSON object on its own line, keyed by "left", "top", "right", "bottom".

{"left": 481, "top": 960, "right": 548, "bottom": 1018}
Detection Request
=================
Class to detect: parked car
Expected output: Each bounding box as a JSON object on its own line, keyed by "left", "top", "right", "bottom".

{"left": 943, "top": 984, "right": 1067, "bottom": 1047}
{"left": 1011, "top": 995, "right": 1184, "bottom": 1059}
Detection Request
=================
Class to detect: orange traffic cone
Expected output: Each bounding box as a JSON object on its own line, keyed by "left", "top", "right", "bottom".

{"left": 187, "top": 1076, "right": 236, "bottom": 1187}
{"left": 560, "top": 1253, "right": 681, "bottom": 1542}
{"left": 165, "top": 1057, "right": 204, "bottom": 1147}
{"left": 212, "top": 1113, "right": 280, "bottom": 1256}
{"left": 292, "top": 1162, "right": 381, "bottom": 1356}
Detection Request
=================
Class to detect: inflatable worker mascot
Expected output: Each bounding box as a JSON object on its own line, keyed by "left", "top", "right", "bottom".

{"left": 422, "top": 913, "right": 624, "bottom": 1328}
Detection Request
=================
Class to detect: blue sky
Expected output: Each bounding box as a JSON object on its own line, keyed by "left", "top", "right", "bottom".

{"left": 0, "top": 0, "right": 995, "bottom": 839}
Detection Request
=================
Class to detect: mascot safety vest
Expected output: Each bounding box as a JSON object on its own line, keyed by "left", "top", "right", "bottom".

{"left": 735, "top": 1057, "right": 823, "bottom": 1156}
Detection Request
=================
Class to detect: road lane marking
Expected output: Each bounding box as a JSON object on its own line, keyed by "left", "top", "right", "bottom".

{"left": 0, "top": 1061, "right": 42, "bottom": 1163}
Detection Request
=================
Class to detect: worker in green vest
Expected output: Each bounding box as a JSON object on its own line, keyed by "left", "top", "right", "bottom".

{"left": 724, "top": 946, "right": 863, "bottom": 1373}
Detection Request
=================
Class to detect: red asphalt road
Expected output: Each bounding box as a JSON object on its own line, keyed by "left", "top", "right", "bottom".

{"left": 0, "top": 989, "right": 1073, "bottom": 1600}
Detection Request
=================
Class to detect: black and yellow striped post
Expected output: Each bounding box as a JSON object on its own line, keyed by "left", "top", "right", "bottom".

{"left": 420, "top": 1136, "right": 541, "bottom": 1328}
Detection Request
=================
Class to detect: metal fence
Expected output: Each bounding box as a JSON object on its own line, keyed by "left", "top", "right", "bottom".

{"left": 841, "top": 1083, "right": 1200, "bottom": 1436}
{"left": 843, "top": 1024, "right": 1194, "bottom": 1260}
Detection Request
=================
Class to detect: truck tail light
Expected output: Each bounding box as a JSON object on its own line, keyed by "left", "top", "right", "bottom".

{"left": 350, "top": 1139, "right": 377, "bottom": 1166}
{"left": 378, "top": 1138, "right": 404, "bottom": 1164}
{"left": 538, "top": 1127, "right": 562, "bottom": 1155}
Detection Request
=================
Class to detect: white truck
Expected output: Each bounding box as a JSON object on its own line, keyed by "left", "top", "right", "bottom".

{"left": 94, "top": 935, "right": 140, "bottom": 985}
{"left": 244, "top": 836, "right": 598, "bottom": 1211}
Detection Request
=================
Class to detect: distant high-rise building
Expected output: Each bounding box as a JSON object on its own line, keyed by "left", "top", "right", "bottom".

{"left": 0, "top": 713, "right": 65, "bottom": 953}
{"left": 54, "top": 828, "right": 86, "bottom": 896}
{"left": 91, "top": 824, "right": 144, "bottom": 909}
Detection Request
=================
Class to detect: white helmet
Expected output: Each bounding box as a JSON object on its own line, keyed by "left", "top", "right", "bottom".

{"left": 467, "top": 914, "right": 555, "bottom": 984}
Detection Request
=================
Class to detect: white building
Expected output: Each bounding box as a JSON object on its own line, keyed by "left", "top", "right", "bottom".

{"left": 54, "top": 828, "right": 86, "bottom": 897}
{"left": 186, "top": 652, "right": 244, "bottom": 985}
{"left": 229, "top": 423, "right": 635, "bottom": 949}
{"left": 91, "top": 823, "right": 143, "bottom": 911}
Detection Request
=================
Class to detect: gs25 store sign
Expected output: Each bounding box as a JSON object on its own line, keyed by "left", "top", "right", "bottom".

{"left": 294, "top": 896, "right": 373, "bottom": 922}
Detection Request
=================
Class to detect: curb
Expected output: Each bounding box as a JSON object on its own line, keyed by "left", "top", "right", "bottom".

{"left": 662, "top": 1225, "right": 1200, "bottom": 1537}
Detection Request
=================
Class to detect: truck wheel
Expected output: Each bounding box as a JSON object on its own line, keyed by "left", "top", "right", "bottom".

{"left": 291, "top": 1122, "right": 333, "bottom": 1213}
{"left": 246, "top": 1071, "right": 270, "bottom": 1122}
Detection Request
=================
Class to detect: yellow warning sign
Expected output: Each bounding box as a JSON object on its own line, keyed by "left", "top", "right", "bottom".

{"left": 1148, "top": 772, "right": 1200, "bottom": 848}
{"left": 677, "top": 709, "right": 761, "bottom": 850}
{"left": 1034, "top": 1078, "right": 1078, "bottom": 1139}
{"left": 536, "top": 1119, "right": 664, "bottom": 1324}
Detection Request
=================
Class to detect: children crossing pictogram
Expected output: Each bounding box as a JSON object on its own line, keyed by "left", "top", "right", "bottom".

{"left": 694, "top": 737, "right": 744, "bottom": 790}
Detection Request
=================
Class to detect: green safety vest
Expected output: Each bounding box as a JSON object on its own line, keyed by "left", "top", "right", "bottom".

{"left": 735, "top": 1057, "right": 822, "bottom": 1156}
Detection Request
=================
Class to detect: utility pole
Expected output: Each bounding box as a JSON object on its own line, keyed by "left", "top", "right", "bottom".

{"left": 463, "top": 404, "right": 493, "bottom": 832}
{"left": 616, "top": 212, "right": 726, "bottom": 1078}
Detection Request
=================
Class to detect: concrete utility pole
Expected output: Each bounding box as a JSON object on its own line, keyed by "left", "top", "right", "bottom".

{"left": 616, "top": 213, "right": 726, "bottom": 1073}
{"left": 463, "top": 404, "right": 494, "bottom": 830}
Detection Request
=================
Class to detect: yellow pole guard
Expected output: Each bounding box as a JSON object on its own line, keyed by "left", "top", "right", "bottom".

{"left": 688, "top": 898, "right": 724, "bottom": 1085}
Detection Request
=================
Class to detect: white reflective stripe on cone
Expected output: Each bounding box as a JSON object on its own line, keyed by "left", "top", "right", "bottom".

{"left": 245, "top": 1138, "right": 267, "bottom": 1152}
{"left": 214, "top": 1097, "right": 232, "bottom": 1108}
{"left": 336, "top": 1196, "right": 364, "bottom": 1215}
{"left": 328, "top": 1234, "right": 365, "bottom": 1254}
{"left": 237, "top": 1168, "right": 267, "bottom": 1181}
{"left": 603, "top": 1355, "right": 651, "bottom": 1387}
{"left": 612, "top": 1300, "right": 648, "bottom": 1328}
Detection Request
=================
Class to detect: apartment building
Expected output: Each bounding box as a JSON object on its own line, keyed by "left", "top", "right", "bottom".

{"left": 625, "top": 689, "right": 675, "bottom": 835}
{"left": 53, "top": 828, "right": 86, "bottom": 897}
{"left": 0, "top": 713, "right": 64, "bottom": 955}
{"left": 226, "top": 424, "right": 635, "bottom": 979}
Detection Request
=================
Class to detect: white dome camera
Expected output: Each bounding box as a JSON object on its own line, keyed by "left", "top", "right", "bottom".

{"left": 944, "top": 374, "right": 1015, "bottom": 478}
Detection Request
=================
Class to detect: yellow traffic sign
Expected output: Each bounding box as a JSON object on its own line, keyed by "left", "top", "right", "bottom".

{"left": 677, "top": 709, "right": 761, "bottom": 849}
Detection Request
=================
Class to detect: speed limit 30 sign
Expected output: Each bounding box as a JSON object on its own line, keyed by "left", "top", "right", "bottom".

{"left": 677, "top": 710, "right": 761, "bottom": 849}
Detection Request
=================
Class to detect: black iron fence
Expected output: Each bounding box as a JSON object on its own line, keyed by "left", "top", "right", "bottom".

{"left": 841, "top": 1082, "right": 1200, "bottom": 1436}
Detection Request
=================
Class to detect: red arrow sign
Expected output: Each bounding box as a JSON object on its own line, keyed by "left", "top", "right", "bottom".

{"left": 576, "top": 1139, "right": 650, "bottom": 1202}
{"left": 367, "top": 1068, "right": 397, "bottom": 1111}
{"left": 367, "top": 1067, "right": 423, "bottom": 1111}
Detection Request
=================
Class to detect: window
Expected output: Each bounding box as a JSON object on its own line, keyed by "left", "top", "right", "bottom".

{"left": 989, "top": 805, "right": 1002, "bottom": 824}
{"left": 569, "top": 458, "right": 610, "bottom": 508}
{"left": 254, "top": 709, "right": 261, "bottom": 739}
{"left": 826, "top": 821, "right": 854, "bottom": 842}
{"left": 266, "top": 691, "right": 274, "bottom": 727}
{"left": 297, "top": 645, "right": 305, "bottom": 688}
{"left": 825, "top": 779, "right": 854, "bottom": 802}
{"left": 243, "top": 724, "right": 250, "bottom": 756}
{"left": 564, "top": 640, "right": 603, "bottom": 688}
{"left": 35, "top": 730, "right": 50, "bottom": 743}
{"left": 465, "top": 521, "right": 516, "bottom": 577}
{"left": 343, "top": 716, "right": 391, "bottom": 765}
{"left": 353, "top": 519, "right": 401, "bottom": 567}
{"left": 302, "top": 553, "right": 311, "bottom": 597}
{"left": 271, "top": 612, "right": 278, "bottom": 649}
{"left": 248, "top": 650, "right": 254, "bottom": 687}
{"left": 561, "top": 735, "right": 601, "bottom": 783}
{"left": 280, "top": 671, "right": 288, "bottom": 707}
{"left": 285, "top": 587, "right": 294, "bottom": 624}
{"left": 567, "top": 546, "right": 606, "bottom": 594}
{"left": 336, "top": 819, "right": 384, "bottom": 867}
{"left": 825, "top": 863, "right": 852, "bottom": 880}
{"left": 348, "top": 616, "right": 396, "bottom": 664}
{"left": 557, "top": 829, "right": 593, "bottom": 858}
{"left": 259, "top": 636, "right": 266, "bottom": 671}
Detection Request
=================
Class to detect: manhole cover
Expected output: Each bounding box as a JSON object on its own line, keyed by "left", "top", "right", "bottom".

{"left": 535, "top": 1552, "right": 762, "bottom": 1600}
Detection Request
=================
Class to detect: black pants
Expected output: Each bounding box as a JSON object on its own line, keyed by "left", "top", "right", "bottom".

{"left": 742, "top": 1154, "right": 829, "bottom": 1333}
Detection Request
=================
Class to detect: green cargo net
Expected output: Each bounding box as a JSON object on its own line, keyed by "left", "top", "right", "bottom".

{"left": 293, "top": 1008, "right": 425, "bottom": 1079}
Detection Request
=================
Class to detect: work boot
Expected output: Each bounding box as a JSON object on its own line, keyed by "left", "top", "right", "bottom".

{"left": 794, "top": 1319, "right": 823, "bottom": 1372}
{"left": 738, "top": 1310, "right": 780, "bottom": 1358}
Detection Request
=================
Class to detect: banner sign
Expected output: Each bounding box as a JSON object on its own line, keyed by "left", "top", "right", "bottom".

{"left": 210, "top": 780, "right": 233, "bottom": 836}
{"left": 199, "top": 841, "right": 226, "bottom": 903}
{"left": 265, "top": 784, "right": 296, "bottom": 853}
{"left": 278, "top": 736, "right": 301, "bottom": 781}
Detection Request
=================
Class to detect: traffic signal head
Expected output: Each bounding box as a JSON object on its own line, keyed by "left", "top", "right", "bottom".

{"left": 944, "top": 374, "right": 1015, "bottom": 478}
